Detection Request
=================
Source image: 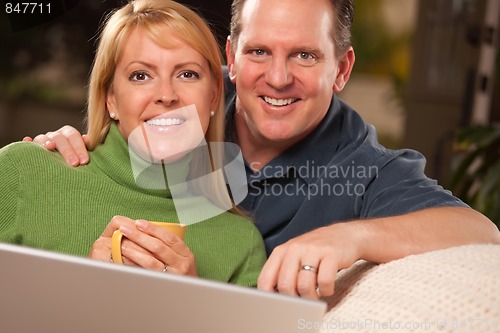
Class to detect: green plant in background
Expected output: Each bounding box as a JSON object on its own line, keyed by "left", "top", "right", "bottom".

{"left": 449, "top": 125, "right": 500, "bottom": 226}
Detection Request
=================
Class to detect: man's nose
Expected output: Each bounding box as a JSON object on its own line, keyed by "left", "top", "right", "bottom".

{"left": 265, "top": 57, "right": 293, "bottom": 89}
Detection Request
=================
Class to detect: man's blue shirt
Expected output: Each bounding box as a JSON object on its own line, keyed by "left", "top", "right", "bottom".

{"left": 223, "top": 68, "right": 467, "bottom": 255}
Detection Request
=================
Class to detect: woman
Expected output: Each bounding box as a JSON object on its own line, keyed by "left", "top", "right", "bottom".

{"left": 0, "top": 0, "right": 266, "bottom": 287}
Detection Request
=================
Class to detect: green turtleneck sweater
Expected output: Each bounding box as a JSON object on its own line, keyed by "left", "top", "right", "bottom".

{"left": 0, "top": 124, "right": 266, "bottom": 287}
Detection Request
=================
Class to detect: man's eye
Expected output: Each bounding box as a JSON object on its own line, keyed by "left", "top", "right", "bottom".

{"left": 299, "top": 52, "right": 313, "bottom": 60}
{"left": 250, "top": 49, "right": 267, "bottom": 56}
{"left": 292, "top": 52, "right": 317, "bottom": 65}
{"left": 178, "top": 71, "right": 200, "bottom": 79}
{"left": 129, "top": 71, "right": 150, "bottom": 81}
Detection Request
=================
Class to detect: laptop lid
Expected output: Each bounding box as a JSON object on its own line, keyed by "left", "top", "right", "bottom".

{"left": 0, "top": 243, "right": 326, "bottom": 333}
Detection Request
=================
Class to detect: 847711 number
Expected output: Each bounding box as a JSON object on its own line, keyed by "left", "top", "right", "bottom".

{"left": 5, "top": 2, "right": 51, "bottom": 14}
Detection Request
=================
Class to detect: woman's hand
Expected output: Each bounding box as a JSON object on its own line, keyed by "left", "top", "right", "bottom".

{"left": 89, "top": 216, "right": 197, "bottom": 277}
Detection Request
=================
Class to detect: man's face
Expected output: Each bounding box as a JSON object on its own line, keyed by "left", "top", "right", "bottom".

{"left": 227, "top": 0, "right": 352, "bottom": 149}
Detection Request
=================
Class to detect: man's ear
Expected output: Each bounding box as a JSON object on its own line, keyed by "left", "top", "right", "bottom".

{"left": 225, "top": 36, "right": 237, "bottom": 83}
{"left": 333, "top": 47, "right": 355, "bottom": 93}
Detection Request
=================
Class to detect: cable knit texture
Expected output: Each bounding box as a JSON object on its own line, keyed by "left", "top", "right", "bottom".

{"left": 0, "top": 124, "right": 266, "bottom": 286}
{"left": 320, "top": 244, "right": 500, "bottom": 333}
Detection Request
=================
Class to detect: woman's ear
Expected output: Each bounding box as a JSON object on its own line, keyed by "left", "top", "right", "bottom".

{"left": 106, "top": 89, "right": 118, "bottom": 119}
{"left": 210, "top": 84, "right": 220, "bottom": 112}
{"left": 225, "top": 36, "right": 237, "bottom": 83}
{"left": 333, "top": 47, "right": 355, "bottom": 93}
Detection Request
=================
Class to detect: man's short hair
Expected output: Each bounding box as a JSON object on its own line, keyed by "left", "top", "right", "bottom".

{"left": 229, "top": 0, "right": 354, "bottom": 57}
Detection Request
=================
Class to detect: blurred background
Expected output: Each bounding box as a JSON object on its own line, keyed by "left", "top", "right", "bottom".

{"left": 0, "top": 0, "right": 499, "bottom": 223}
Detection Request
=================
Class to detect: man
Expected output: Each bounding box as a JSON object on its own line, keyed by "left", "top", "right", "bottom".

{"left": 26, "top": 0, "right": 500, "bottom": 300}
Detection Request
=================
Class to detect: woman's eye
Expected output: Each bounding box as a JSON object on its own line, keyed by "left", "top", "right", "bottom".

{"left": 129, "top": 71, "right": 150, "bottom": 81}
{"left": 178, "top": 71, "right": 200, "bottom": 79}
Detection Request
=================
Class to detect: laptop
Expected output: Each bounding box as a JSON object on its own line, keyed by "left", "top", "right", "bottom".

{"left": 0, "top": 243, "right": 326, "bottom": 333}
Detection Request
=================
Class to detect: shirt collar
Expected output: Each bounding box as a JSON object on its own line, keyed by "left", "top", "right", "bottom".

{"left": 225, "top": 94, "right": 344, "bottom": 184}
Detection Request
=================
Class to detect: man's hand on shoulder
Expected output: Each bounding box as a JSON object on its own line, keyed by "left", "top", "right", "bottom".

{"left": 22, "top": 126, "right": 90, "bottom": 166}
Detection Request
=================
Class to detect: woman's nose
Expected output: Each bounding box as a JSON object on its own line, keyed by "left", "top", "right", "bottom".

{"left": 155, "top": 82, "right": 178, "bottom": 105}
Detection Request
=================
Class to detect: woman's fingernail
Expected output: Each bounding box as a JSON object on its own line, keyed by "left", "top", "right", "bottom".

{"left": 43, "top": 140, "right": 52, "bottom": 147}
{"left": 120, "top": 225, "right": 132, "bottom": 236}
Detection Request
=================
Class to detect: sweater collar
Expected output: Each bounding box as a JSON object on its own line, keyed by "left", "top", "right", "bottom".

{"left": 90, "top": 123, "right": 191, "bottom": 197}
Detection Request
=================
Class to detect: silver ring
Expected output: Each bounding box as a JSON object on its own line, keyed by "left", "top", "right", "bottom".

{"left": 301, "top": 265, "right": 317, "bottom": 273}
{"left": 162, "top": 265, "right": 169, "bottom": 273}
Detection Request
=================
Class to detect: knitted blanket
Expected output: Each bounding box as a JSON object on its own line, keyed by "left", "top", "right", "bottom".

{"left": 320, "top": 244, "right": 500, "bottom": 333}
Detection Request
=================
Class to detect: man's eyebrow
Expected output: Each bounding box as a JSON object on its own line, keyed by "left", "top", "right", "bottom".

{"left": 241, "top": 43, "right": 325, "bottom": 57}
{"left": 290, "top": 47, "right": 324, "bottom": 57}
{"left": 241, "top": 42, "right": 269, "bottom": 50}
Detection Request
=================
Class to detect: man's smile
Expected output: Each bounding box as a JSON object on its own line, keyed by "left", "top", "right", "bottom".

{"left": 262, "top": 96, "right": 299, "bottom": 107}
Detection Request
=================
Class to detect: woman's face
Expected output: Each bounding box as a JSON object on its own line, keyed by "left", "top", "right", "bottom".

{"left": 107, "top": 26, "right": 217, "bottom": 163}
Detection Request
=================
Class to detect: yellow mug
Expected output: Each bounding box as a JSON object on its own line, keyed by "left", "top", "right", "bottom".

{"left": 111, "top": 222, "right": 187, "bottom": 264}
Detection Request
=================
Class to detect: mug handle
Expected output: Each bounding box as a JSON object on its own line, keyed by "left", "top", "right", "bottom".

{"left": 111, "top": 229, "right": 125, "bottom": 264}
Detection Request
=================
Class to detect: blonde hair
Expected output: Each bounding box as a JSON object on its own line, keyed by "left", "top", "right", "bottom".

{"left": 86, "top": 0, "right": 224, "bottom": 149}
{"left": 87, "top": 0, "right": 243, "bottom": 216}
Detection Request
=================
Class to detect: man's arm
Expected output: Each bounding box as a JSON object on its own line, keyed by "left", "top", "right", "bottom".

{"left": 23, "top": 126, "right": 90, "bottom": 166}
{"left": 258, "top": 144, "right": 500, "bottom": 299}
{"left": 355, "top": 206, "right": 499, "bottom": 262}
{"left": 258, "top": 206, "right": 500, "bottom": 299}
